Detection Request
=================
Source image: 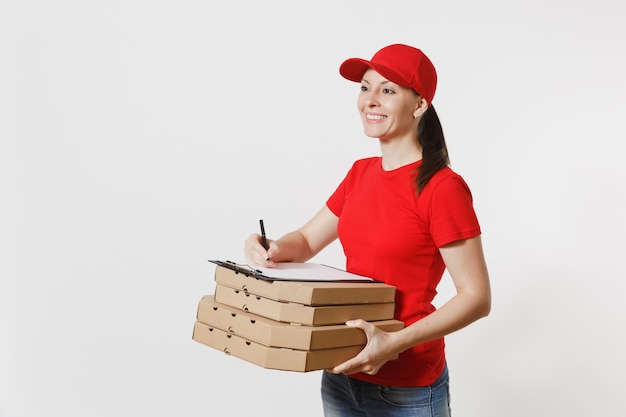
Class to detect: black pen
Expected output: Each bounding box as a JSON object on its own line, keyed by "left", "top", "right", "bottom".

{"left": 259, "top": 219, "right": 269, "bottom": 260}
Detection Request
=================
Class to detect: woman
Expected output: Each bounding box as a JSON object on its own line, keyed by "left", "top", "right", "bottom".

{"left": 244, "top": 43, "right": 491, "bottom": 417}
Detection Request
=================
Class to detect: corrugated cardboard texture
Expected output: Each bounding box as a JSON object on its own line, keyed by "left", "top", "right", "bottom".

{"left": 192, "top": 321, "right": 364, "bottom": 372}
{"left": 214, "top": 265, "right": 396, "bottom": 306}
{"left": 214, "top": 284, "right": 395, "bottom": 326}
{"left": 196, "top": 295, "right": 404, "bottom": 350}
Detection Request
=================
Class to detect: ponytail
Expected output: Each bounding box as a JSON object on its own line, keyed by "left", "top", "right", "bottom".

{"left": 414, "top": 105, "right": 449, "bottom": 194}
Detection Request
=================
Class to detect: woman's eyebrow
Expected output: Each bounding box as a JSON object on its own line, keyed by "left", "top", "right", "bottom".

{"left": 360, "top": 78, "right": 392, "bottom": 86}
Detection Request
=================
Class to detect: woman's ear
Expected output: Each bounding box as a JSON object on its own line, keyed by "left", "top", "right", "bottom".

{"left": 413, "top": 97, "right": 429, "bottom": 119}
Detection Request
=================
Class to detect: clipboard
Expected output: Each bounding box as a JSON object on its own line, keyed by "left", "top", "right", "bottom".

{"left": 209, "top": 259, "right": 375, "bottom": 282}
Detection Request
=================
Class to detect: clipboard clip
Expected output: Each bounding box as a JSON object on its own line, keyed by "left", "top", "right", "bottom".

{"left": 208, "top": 259, "right": 266, "bottom": 279}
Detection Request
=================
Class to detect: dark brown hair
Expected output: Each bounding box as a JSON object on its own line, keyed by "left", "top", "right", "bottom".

{"left": 414, "top": 105, "right": 450, "bottom": 194}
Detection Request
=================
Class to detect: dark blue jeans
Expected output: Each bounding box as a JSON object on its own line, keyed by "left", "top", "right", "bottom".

{"left": 321, "top": 365, "right": 451, "bottom": 417}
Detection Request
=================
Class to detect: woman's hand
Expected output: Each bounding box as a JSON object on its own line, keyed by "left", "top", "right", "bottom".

{"left": 327, "top": 319, "right": 401, "bottom": 376}
{"left": 243, "top": 206, "right": 340, "bottom": 267}
{"left": 243, "top": 233, "right": 276, "bottom": 267}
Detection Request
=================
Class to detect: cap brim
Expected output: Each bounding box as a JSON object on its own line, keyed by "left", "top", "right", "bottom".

{"left": 339, "top": 58, "right": 372, "bottom": 82}
{"left": 339, "top": 58, "right": 412, "bottom": 90}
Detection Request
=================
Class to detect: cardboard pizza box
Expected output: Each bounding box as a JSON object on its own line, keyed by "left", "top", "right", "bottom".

{"left": 214, "top": 284, "right": 395, "bottom": 326}
{"left": 192, "top": 321, "right": 364, "bottom": 372}
{"left": 196, "top": 295, "right": 404, "bottom": 350}
{"left": 214, "top": 264, "right": 396, "bottom": 306}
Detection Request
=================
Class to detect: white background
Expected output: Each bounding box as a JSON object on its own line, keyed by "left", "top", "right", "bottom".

{"left": 2, "top": 1, "right": 625, "bottom": 416}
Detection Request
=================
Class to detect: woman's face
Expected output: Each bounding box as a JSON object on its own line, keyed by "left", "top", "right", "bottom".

{"left": 357, "top": 68, "right": 423, "bottom": 141}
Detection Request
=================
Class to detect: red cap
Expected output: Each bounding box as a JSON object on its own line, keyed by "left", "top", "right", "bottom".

{"left": 339, "top": 44, "right": 437, "bottom": 103}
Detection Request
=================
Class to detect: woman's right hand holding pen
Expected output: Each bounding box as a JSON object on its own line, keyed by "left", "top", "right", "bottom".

{"left": 244, "top": 207, "right": 340, "bottom": 268}
{"left": 244, "top": 233, "right": 276, "bottom": 267}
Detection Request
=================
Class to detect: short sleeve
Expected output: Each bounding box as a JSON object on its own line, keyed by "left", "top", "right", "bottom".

{"left": 326, "top": 174, "right": 348, "bottom": 217}
{"left": 425, "top": 173, "right": 481, "bottom": 247}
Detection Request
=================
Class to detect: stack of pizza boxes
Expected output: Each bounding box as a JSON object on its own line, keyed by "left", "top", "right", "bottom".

{"left": 192, "top": 262, "right": 403, "bottom": 372}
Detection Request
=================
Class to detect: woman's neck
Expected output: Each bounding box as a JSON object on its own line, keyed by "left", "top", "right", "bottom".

{"left": 379, "top": 137, "right": 422, "bottom": 171}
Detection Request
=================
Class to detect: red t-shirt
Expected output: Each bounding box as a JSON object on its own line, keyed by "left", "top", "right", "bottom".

{"left": 326, "top": 157, "right": 481, "bottom": 386}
